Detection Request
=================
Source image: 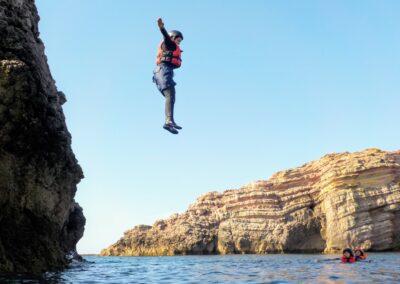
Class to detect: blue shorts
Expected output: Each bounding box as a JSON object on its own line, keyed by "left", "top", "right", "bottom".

{"left": 152, "top": 64, "right": 176, "bottom": 93}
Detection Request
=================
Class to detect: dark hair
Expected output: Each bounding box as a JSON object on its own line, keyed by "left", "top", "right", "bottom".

{"left": 343, "top": 248, "right": 354, "bottom": 257}
{"left": 354, "top": 248, "right": 364, "bottom": 256}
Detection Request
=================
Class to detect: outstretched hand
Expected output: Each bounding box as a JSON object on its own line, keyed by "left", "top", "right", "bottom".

{"left": 157, "top": 18, "right": 164, "bottom": 29}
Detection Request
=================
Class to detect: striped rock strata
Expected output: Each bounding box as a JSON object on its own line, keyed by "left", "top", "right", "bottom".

{"left": 102, "top": 149, "right": 400, "bottom": 256}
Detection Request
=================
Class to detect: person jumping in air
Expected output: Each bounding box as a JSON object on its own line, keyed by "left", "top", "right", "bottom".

{"left": 153, "top": 17, "right": 183, "bottom": 134}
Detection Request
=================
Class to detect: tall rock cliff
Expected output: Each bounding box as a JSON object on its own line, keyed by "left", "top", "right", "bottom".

{"left": 102, "top": 149, "right": 400, "bottom": 256}
{"left": 0, "top": 0, "right": 85, "bottom": 273}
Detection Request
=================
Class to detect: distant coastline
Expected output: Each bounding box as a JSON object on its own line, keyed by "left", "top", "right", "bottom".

{"left": 101, "top": 149, "right": 400, "bottom": 256}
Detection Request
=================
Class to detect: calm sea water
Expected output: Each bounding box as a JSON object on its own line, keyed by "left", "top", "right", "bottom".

{"left": 1, "top": 253, "right": 400, "bottom": 283}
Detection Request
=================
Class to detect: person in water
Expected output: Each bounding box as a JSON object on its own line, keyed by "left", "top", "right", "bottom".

{"left": 354, "top": 247, "right": 368, "bottom": 261}
{"left": 341, "top": 248, "right": 356, "bottom": 263}
{"left": 153, "top": 17, "right": 183, "bottom": 135}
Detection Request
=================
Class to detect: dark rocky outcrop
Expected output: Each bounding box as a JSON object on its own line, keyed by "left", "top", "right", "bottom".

{"left": 0, "top": 0, "right": 85, "bottom": 273}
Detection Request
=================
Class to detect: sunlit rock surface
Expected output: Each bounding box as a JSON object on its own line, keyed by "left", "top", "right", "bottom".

{"left": 102, "top": 149, "right": 400, "bottom": 256}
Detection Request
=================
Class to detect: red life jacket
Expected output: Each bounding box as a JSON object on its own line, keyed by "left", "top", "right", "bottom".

{"left": 341, "top": 256, "right": 356, "bottom": 263}
{"left": 156, "top": 41, "right": 182, "bottom": 68}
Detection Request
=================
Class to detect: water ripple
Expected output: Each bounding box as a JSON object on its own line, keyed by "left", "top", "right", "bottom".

{"left": 1, "top": 253, "right": 400, "bottom": 283}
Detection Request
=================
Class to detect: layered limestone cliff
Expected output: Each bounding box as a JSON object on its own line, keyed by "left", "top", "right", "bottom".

{"left": 102, "top": 149, "right": 400, "bottom": 256}
{"left": 0, "top": 0, "right": 85, "bottom": 273}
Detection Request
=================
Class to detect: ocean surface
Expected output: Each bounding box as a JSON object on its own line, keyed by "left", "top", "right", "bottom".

{"left": 1, "top": 253, "right": 400, "bottom": 283}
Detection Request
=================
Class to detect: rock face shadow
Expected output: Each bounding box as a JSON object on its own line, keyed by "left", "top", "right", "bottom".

{"left": 0, "top": 0, "right": 85, "bottom": 274}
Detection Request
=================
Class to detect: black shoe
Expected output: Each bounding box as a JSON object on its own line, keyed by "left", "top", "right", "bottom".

{"left": 171, "top": 121, "right": 182, "bottom": 130}
{"left": 163, "top": 123, "right": 179, "bottom": 134}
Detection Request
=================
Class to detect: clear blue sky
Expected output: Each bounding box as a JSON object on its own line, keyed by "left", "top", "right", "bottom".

{"left": 35, "top": 0, "right": 400, "bottom": 254}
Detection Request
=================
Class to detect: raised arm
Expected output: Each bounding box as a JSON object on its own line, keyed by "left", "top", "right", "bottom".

{"left": 157, "top": 18, "right": 175, "bottom": 49}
